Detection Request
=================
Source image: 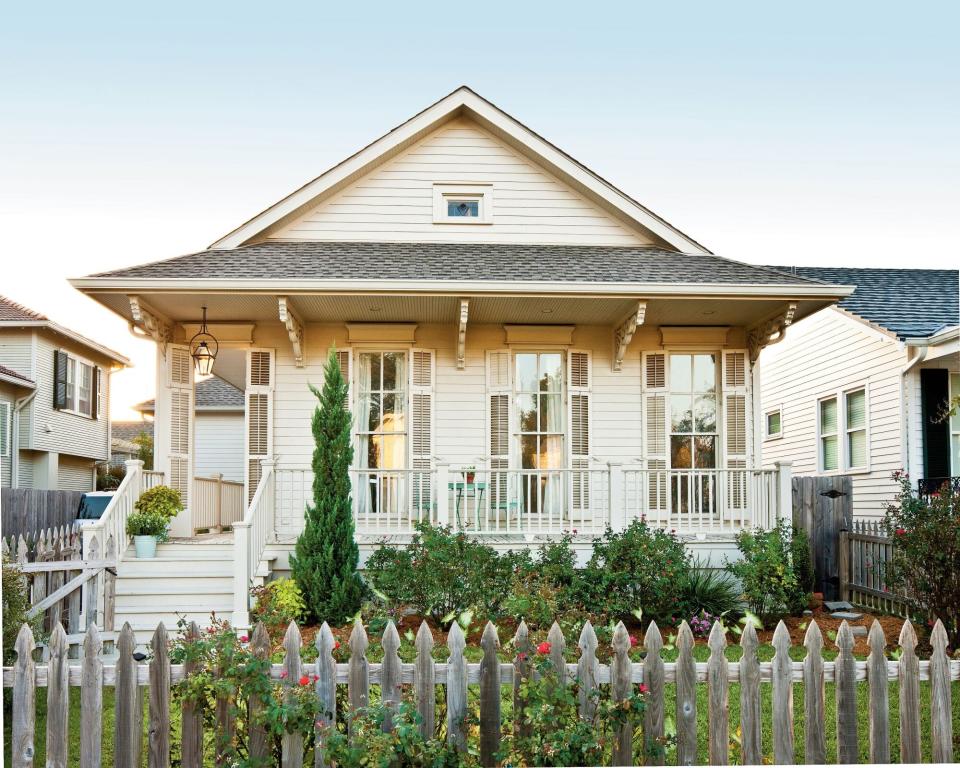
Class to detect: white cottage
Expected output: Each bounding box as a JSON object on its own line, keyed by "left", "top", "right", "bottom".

{"left": 70, "top": 87, "right": 850, "bottom": 633}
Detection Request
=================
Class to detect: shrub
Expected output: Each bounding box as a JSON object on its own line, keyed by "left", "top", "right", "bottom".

{"left": 126, "top": 509, "right": 170, "bottom": 538}
{"left": 576, "top": 520, "right": 692, "bottom": 625}
{"left": 2, "top": 557, "right": 43, "bottom": 664}
{"left": 501, "top": 534, "right": 581, "bottom": 628}
{"left": 365, "top": 522, "right": 522, "bottom": 623}
{"left": 97, "top": 464, "right": 125, "bottom": 491}
{"left": 727, "top": 520, "right": 810, "bottom": 625}
{"left": 251, "top": 578, "right": 308, "bottom": 631}
{"left": 134, "top": 484, "right": 183, "bottom": 520}
{"left": 680, "top": 562, "right": 743, "bottom": 619}
{"left": 882, "top": 473, "right": 960, "bottom": 646}
{"left": 290, "top": 348, "right": 365, "bottom": 625}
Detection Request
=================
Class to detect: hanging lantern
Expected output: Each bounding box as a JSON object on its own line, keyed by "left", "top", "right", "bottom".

{"left": 190, "top": 306, "right": 218, "bottom": 376}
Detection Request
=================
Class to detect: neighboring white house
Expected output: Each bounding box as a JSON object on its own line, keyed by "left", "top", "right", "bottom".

{"left": 69, "top": 86, "right": 852, "bottom": 632}
{"left": 759, "top": 267, "right": 959, "bottom": 519}
{"left": 0, "top": 295, "right": 130, "bottom": 491}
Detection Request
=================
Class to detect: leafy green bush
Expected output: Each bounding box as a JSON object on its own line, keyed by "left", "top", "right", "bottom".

{"left": 365, "top": 522, "right": 522, "bottom": 624}
{"left": 727, "top": 520, "right": 810, "bottom": 625}
{"left": 502, "top": 534, "right": 582, "bottom": 628}
{"left": 883, "top": 473, "right": 960, "bottom": 646}
{"left": 134, "top": 484, "right": 182, "bottom": 520}
{"left": 576, "top": 520, "right": 692, "bottom": 625}
{"left": 680, "top": 561, "right": 743, "bottom": 619}
{"left": 2, "top": 557, "right": 43, "bottom": 664}
{"left": 251, "top": 578, "right": 308, "bottom": 631}
{"left": 126, "top": 509, "right": 170, "bottom": 538}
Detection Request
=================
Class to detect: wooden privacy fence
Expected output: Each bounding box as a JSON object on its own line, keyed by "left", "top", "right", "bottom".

{"left": 1, "top": 488, "right": 84, "bottom": 541}
{"left": 840, "top": 520, "right": 910, "bottom": 616}
{"left": 5, "top": 617, "right": 959, "bottom": 767}
{"left": 791, "top": 475, "right": 853, "bottom": 601}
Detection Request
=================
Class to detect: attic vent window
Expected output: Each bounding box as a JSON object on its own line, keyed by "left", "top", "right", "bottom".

{"left": 433, "top": 183, "right": 493, "bottom": 224}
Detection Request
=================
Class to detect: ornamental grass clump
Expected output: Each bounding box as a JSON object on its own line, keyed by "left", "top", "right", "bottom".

{"left": 882, "top": 472, "right": 960, "bottom": 646}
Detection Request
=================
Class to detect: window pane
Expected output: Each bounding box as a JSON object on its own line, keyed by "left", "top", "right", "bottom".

{"left": 539, "top": 435, "right": 563, "bottom": 469}
{"left": 520, "top": 434, "right": 538, "bottom": 469}
{"left": 670, "top": 354, "right": 692, "bottom": 391}
{"left": 382, "top": 352, "right": 405, "bottom": 391}
{"left": 693, "top": 354, "right": 717, "bottom": 392}
{"left": 516, "top": 395, "right": 537, "bottom": 432}
{"left": 366, "top": 435, "right": 405, "bottom": 469}
{"left": 78, "top": 363, "right": 92, "bottom": 413}
{"left": 694, "top": 435, "right": 717, "bottom": 468}
{"left": 539, "top": 353, "right": 563, "bottom": 392}
{"left": 359, "top": 353, "right": 380, "bottom": 391}
{"left": 65, "top": 359, "right": 76, "bottom": 410}
{"left": 952, "top": 434, "right": 960, "bottom": 473}
{"left": 767, "top": 411, "right": 781, "bottom": 435}
{"left": 822, "top": 435, "right": 838, "bottom": 471}
{"left": 447, "top": 199, "right": 479, "bottom": 217}
{"left": 847, "top": 429, "right": 867, "bottom": 468}
{"left": 820, "top": 398, "right": 838, "bottom": 434}
{"left": 539, "top": 394, "right": 563, "bottom": 433}
{"left": 382, "top": 394, "right": 405, "bottom": 433}
{"left": 515, "top": 354, "right": 538, "bottom": 393}
{"left": 671, "top": 395, "right": 693, "bottom": 433}
{"left": 694, "top": 394, "right": 717, "bottom": 433}
{"left": 364, "top": 394, "right": 382, "bottom": 432}
{"left": 951, "top": 375, "right": 960, "bottom": 432}
{"left": 846, "top": 389, "right": 866, "bottom": 430}
{"left": 671, "top": 435, "right": 693, "bottom": 468}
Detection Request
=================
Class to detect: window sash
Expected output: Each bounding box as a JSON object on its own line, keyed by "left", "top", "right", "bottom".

{"left": 668, "top": 353, "right": 718, "bottom": 469}
{"left": 766, "top": 410, "right": 782, "bottom": 436}
{"left": 356, "top": 352, "right": 408, "bottom": 470}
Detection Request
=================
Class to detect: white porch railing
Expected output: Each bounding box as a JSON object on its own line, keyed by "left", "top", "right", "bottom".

{"left": 232, "top": 459, "right": 275, "bottom": 631}
{"left": 142, "top": 470, "right": 165, "bottom": 491}
{"left": 81, "top": 459, "right": 146, "bottom": 568}
{"left": 192, "top": 474, "right": 245, "bottom": 533}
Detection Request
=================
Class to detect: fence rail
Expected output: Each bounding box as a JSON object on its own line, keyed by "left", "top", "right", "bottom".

{"left": 840, "top": 520, "right": 911, "bottom": 616}
{"left": 5, "top": 616, "right": 958, "bottom": 766}
{"left": 191, "top": 474, "right": 244, "bottom": 533}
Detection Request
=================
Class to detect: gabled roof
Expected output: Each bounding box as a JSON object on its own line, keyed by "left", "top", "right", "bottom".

{"left": 134, "top": 375, "right": 243, "bottom": 414}
{"left": 765, "top": 266, "right": 959, "bottom": 339}
{"left": 90, "top": 241, "right": 824, "bottom": 288}
{"left": 0, "top": 295, "right": 130, "bottom": 366}
{"left": 0, "top": 364, "right": 35, "bottom": 390}
{"left": 111, "top": 420, "right": 153, "bottom": 443}
{"left": 209, "top": 86, "right": 711, "bottom": 254}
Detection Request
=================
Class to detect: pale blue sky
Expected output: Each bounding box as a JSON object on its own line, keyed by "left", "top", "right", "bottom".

{"left": 1, "top": 1, "right": 957, "bottom": 415}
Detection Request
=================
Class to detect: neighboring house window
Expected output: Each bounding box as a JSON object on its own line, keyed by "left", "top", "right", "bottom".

{"left": 950, "top": 373, "right": 960, "bottom": 474}
{"left": 433, "top": 183, "right": 493, "bottom": 223}
{"left": 53, "top": 350, "right": 100, "bottom": 418}
{"left": 765, "top": 407, "right": 783, "bottom": 439}
{"left": 819, "top": 387, "right": 868, "bottom": 472}
{"left": 0, "top": 401, "right": 10, "bottom": 457}
{"left": 669, "top": 353, "right": 717, "bottom": 470}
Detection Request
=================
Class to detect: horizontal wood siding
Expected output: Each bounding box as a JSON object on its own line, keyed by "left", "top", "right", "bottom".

{"left": 194, "top": 412, "right": 245, "bottom": 483}
{"left": 269, "top": 118, "right": 651, "bottom": 246}
{"left": 759, "top": 309, "right": 905, "bottom": 519}
{"left": 56, "top": 456, "right": 95, "bottom": 492}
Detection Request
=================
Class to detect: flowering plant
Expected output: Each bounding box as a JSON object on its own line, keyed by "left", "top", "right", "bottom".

{"left": 689, "top": 610, "right": 715, "bottom": 638}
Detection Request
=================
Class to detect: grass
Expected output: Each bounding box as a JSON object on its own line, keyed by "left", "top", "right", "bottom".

{"left": 5, "top": 639, "right": 959, "bottom": 766}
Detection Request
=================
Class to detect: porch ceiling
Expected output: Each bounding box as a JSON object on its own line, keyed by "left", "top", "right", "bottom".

{"left": 81, "top": 290, "right": 829, "bottom": 329}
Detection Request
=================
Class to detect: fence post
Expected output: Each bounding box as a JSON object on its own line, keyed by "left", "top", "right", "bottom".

{"left": 775, "top": 460, "right": 792, "bottom": 525}
{"left": 381, "top": 621, "right": 402, "bottom": 731}
{"left": 149, "top": 623, "right": 171, "bottom": 768}
{"left": 479, "top": 621, "right": 501, "bottom": 767}
{"left": 435, "top": 462, "right": 450, "bottom": 528}
{"left": 446, "top": 621, "right": 468, "bottom": 750}
{"left": 610, "top": 622, "right": 633, "bottom": 766}
{"left": 12, "top": 624, "right": 36, "bottom": 768}
{"left": 214, "top": 473, "right": 224, "bottom": 532}
{"left": 867, "top": 620, "right": 889, "bottom": 764}
{"left": 838, "top": 529, "right": 850, "bottom": 602}
{"left": 644, "top": 621, "right": 665, "bottom": 764}
{"left": 607, "top": 461, "right": 625, "bottom": 531}
{"left": 414, "top": 622, "right": 435, "bottom": 740}
{"left": 738, "top": 621, "right": 760, "bottom": 766}
{"left": 46, "top": 624, "right": 69, "bottom": 768}
{"left": 706, "top": 621, "right": 729, "bottom": 766}
{"left": 282, "top": 621, "right": 304, "bottom": 768}
{"left": 80, "top": 625, "right": 103, "bottom": 768}
{"left": 898, "top": 620, "right": 921, "bottom": 763}
{"left": 771, "top": 621, "right": 794, "bottom": 765}
{"left": 577, "top": 621, "right": 599, "bottom": 723}
{"left": 834, "top": 621, "right": 858, "bottom": 764}
{"left": 115, "top": 623, "right": 142, "bottom": 768}
{"left": 930, "top": 619, "right": 954, "bottom": 763}
{"left": 803, "top": 621, "right": 826, "bottom": 765}
{"left": 348, "top": 619, "right": 370, "bottom": 727}
{"left": 180, "top": 622, "right": 204, "bottom": 768}
{"left": 248, "top": 624, "right": 271, "bottom": 766}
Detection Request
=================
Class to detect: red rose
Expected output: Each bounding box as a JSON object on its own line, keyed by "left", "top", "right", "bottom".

{"left": 280, "top": 670, "right": 288, "bottom": 679}
{"left": 239, "top": 635, "right": 249, "bottom": 643}
{"left": 517, "top": 652, "right": 527, "bottom": 661}
{"left": 536, "top": 641, "right": 551, "bottom": 655}
{"left": 639, "top": 683, "right": 649, "bottom": 694}
{"left": 896, "top": 528, "right": 906, "bottom": 536}
{"left": 630, "top": 635, "right": 639, "bottom": 647}
{"left": 333, "top": 640, "right": 341, "bottom": 650}
{"left": 299, "top": 675, "right": 310, "bottom": 686}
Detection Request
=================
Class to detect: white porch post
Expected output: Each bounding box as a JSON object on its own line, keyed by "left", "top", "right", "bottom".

{"left": 775, "top": 460, "right": 793, "bottom": 527}
{"left": 435, "top": 462, "right": 450, "bottom": 528}
{"left": 232, "top": 519, "right": 250, "bottom": 633}
{"left": 607, "top": 461, "right": 625, "bottom": 531}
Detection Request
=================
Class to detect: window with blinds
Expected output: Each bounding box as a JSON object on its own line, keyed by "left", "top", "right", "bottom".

{"left": 246, "top": 350, "right": 273, "bottom": 503}
{"left": 0, "top": 402, "right": 10, "bottom": 457}
{"left": 845, "top": 389, "right": 867, "bottom": 469}
{"left": 819, "top": 396, "right": 839, "bottom": 471}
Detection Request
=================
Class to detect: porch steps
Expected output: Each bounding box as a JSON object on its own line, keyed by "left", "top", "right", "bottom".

{"left": 112, "top": 541, "right": 235, "bottom": 642}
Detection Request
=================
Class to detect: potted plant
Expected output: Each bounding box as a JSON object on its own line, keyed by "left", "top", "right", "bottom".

{"left": 464, "top": 465, "right": 477, "bottom": 484}
{"left": 128, "top": 485, "right": 183, "bottom": 558}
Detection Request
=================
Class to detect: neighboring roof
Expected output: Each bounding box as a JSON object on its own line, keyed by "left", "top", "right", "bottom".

{"left": 89, "top": 242, "right": 825, "bottom": 287}
{"left": 111, "top": 436, "right": 141, "bottom": 455}
{"left": 765, "top": 267, "right": 960, "bottom": 340}
{"left": 208, "top": 86, "right": 711, "bottom": 254}
{"left": 0, "top": 295, "right": 131, "bottom": 366}
{"left": 135, "top": 375, "right": 244, "bottom": 414}
{"left": 111, "top": 421, "right": 153, "bottom": 443}
{"left": 0, "top": 364, "right": 35, "bottom": 390}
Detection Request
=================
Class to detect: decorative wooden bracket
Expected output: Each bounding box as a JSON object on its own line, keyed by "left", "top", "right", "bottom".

{"left": 457, "top": 298, "right": 469, "bottom": 370}
{"left": 128, "top": 295, "right": 172, "bottom": 352}
{"left": 613, "top": 301, "right": 646, "bottom": 371}
{"left": 278, "top": 297, "right": 305, "bottom": 368}
{"left": 747, "top": 302, "right": 797, "bottom": 362}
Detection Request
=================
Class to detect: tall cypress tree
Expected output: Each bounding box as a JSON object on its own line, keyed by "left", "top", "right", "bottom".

{"left": 290, "top": 348, "right": 365, "bottom": 624}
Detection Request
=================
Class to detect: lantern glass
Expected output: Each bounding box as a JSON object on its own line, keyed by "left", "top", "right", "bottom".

{"left": 193, "top": 341, "right": 215, "bottom": 376}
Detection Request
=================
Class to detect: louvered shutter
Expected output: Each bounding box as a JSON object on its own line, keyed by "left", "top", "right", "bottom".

{"left": 487, "top": 350, "right": 511, "bottom": 508}
{"left": 568, "top": 350, "right": 591, "bottom": 512}
{"left": 168, "top": 345, "right": 193, "bottom": 505}
{"left": 722, "top": 350, "right": 750, "bottom": 512}
{"left": 410, "top": 349, "right": 435, "bottom": 516}
{"left": 90, "top": 367, "right": 101, "bottom": 419}
{"left": 0, "top": 402, "right": 10, "bottom": 457}
{"left": 53, "top": 350, "right": 68, "bottom": 410}
{"left": 335, "top": 348, "right": 353, "bottom": 413}
{"left": 246, "top": 350, "right": 274, "bottom": 504}
{"left": 642, "top": 352, "right": 668, "bottom": 512}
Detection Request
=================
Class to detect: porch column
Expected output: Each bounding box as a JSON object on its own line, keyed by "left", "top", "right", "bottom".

{"left": 435, "top": 462, "right": 450, "bottom": 528}
{"left": 607, "top": 461, "right": 625, "bottom": 531}
{"left": 775, "top": 460, "right": 793, "bottom": 527}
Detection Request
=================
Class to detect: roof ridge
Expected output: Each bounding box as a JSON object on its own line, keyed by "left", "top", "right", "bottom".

{"left": 0, "top": 294, "right": 49, "bottom": 321}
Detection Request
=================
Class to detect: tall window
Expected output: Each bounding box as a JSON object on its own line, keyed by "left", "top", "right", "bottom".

{"left": 952, "top": 374, "right": 960, "bottom": 473}
{"left": 669, "top": 353, "right": 718, "bottom": 469}
{"left": 515, "top": 352, "right": 564, "bottom": 470}
{"left": 845, "top": 389, "right": 867, "bottom": 469}
{"left": 820, "top": 397, "right": 839, "bottom": 471}
{"left": 357, "top": 352, "right": 407, "bottom": 470}
{"left": 820, "top": 387, "right": 867, "bottom": 472}
{"left": 65, "top": 358, "right": 76, "bottom": 411}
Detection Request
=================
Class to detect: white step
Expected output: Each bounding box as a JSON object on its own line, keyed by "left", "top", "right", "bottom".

{"left": 116, "top": 559, "right": 233, "bottom": 579}
{"left": 115, "top": 579, "right": 232, "bottom": 597}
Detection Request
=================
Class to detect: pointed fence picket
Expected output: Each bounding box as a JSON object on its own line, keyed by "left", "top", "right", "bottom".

{"left": 3, "top": 616, "right": 960, "bottom": 766}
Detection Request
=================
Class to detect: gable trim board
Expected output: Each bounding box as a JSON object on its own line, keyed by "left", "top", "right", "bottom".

{"left": 209, "top": 87, "right": 710, "bottom": 253}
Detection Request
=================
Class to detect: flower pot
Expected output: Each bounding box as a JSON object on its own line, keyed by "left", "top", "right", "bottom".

{"left": 134, "top": 535, "right": 158, "bottom": 559}
{"left": 465, "top": 472, "right": 476, "bottom": 484}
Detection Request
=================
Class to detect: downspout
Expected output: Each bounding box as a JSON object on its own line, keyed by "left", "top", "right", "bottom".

{"left": 11, "top": 390, "right": 37, "bottom": 489}
{"left": 900, "top": 344, "right": 928, "bottom": 479}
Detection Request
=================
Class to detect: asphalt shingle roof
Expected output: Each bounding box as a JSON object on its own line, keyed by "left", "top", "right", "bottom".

{"left": 90, "top": 242, "right": 823, "bottom": 286}
{"left": 135, "top": 375, "right": 243, "bottom": 414}
{"left": 765, "top": 267, "right": 959, "bottom": 339}
{"left": 0, "top": 364, "right": 34, "bottom": 386}
{"left": 0, "top": 295, "right": 47, "bottom": 322}
{"left": 111, "top": 421, "right": 153, "bottom": 443}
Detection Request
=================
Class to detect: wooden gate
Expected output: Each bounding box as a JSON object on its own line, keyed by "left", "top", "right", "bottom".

{"left": 792, "top": 475, "right": 853, "bottom": 600}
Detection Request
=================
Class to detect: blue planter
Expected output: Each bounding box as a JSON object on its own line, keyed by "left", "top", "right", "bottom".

{"left": 134, "top": 535, "right": 158, "bottom": 558}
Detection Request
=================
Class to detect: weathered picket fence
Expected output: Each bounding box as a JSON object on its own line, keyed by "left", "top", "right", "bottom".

{"left": 4, "top": 616, "right": 958, "bottom": 767}
{"left": 839, "top": 520, "right": 911, "bottom": 616}
{"left": 1, "top": 524, "right": 115, "bottom": 654}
